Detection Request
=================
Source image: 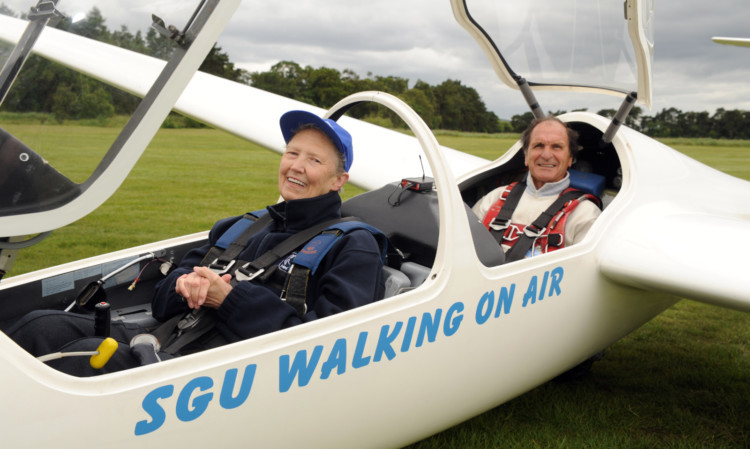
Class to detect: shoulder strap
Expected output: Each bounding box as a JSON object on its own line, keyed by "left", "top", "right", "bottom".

{"left": 282, "top": 220, "right": 387, "bottom": 317}
{"left": 292, "top": 221, "right": 387, "bottom": 274}
{"left": 488, "top": 181, "right": 525, "bottom": 244}
{"left": 233, "top": 216, "right": 359, "bottom": 283}
{"left": 202, "top": 210, "right": 271, "bottom": 274}
{"left": 215, "top": 209, "right": 268, "bottom": 249}
{"left": 152, "top": 209, "right": 272, "bottom": 356}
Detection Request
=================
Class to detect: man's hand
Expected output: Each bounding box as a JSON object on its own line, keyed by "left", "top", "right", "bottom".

{"left": 175, "top": 266, "right": 233, "bottom": 309}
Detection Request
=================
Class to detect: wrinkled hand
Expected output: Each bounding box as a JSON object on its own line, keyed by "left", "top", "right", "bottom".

{"left": 175, "top": 266, "right": 232, "bottom": 309}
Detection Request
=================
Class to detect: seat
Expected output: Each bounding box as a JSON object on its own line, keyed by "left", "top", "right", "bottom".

{"left": 382, "top": 266, "right": 411, "bottom": 298}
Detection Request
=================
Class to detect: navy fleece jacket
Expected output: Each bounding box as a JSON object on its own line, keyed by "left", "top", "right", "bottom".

{"left": 151, "top": 191, "right": 385, "bottom": 342}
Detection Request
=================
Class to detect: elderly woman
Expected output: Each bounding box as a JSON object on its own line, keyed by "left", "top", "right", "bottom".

{"left": 8, "top": 110, "right": 385, "bottom": 375}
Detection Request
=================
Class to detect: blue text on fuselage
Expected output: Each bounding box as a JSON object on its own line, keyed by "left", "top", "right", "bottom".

{"left": 134, "top": 266, "right": 565, "bottom": 435}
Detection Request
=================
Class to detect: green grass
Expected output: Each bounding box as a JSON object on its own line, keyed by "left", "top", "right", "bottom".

{"left": 434, "top": 131, "right": 520, "bottom": 160}
{"left": 667, "top": 143, "right": 750, "bottom": 182}
{"left": 3, "top": 123, "right": 364, "bottom": 273}
{"left": 406, "top": 301, "right": 750, "bottom": 448}
{"left": 3, "top": 124, "right": 749, "bottom": 448}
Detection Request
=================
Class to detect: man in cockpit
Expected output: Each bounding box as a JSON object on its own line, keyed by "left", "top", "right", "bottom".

{"left": 8, "top": 110, "right": 385, "bottom": 376}
{"left": 472, "top": 116, "right": 601, "bottom": 262}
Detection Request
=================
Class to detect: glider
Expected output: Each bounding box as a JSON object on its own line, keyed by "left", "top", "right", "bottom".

{"left": 0, "top": 0, "right": 747, "bottom": 447}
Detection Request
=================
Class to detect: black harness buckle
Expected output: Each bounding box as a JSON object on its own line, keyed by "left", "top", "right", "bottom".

{"left": 489, "top": 218, "right": 510, "bottom": 232}
{"left": 523, "top": 224, "right": 546, "bottom": 238}
{"left": 234, "top": 263, "right": 265, "bottom": 282}
{"left": 207, "top": 258, "right": 235, "bottom": 275}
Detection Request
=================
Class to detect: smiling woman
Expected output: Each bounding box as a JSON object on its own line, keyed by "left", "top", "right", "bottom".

{"left": 5, "top": 106, "right": 387, "bottom": 376}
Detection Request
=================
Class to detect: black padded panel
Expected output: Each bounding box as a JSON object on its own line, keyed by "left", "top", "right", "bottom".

{"left": 342, "top": 183, "right": 504, "bottom": 267}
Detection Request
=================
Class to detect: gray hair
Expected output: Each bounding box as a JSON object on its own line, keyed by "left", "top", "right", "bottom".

{"left": 292, "top": 124, "right": 346, "bottom": 174}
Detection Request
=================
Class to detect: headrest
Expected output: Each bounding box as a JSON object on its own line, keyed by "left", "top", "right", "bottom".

{"left": 569, "top": 169, "right": 605, "bottom": 197}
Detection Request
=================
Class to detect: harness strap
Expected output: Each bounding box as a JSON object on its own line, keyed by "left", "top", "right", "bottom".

{"left": 152, "top": 211, "right": 273, "bottom": 355}
{"left": 281, "top": 221, "right": 387, "bottom": 316}
{"left": 160, "top": 309, "right": 219, "bottom": 355}
{"left": 488, "top": 181, "right": 525, "bottom": 245}
{"left": 282, "top": 265, "right": 310, "bottom": 316}
{"left": 202, "top": 212, "right": 272, "bottom": 274}
{"left": 504, "top": 189, "right": 591, "bottom": 262}
{"left": 150, "top": 313, "right": 183, "bottom": 346}
{"left": 232, "top": 216, "right": 359, "bottom": 285}
{"left": 154, "top": 214, "right": 383, "bottom": 353}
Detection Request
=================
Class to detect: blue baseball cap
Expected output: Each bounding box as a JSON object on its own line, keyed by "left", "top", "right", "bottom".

{"left": 280, "top": 110, "right": 353, "bottom": 172}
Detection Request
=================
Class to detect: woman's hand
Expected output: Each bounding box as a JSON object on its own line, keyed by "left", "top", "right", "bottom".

{"left": 175, "top": 266, "right": 233, "bottom": 309}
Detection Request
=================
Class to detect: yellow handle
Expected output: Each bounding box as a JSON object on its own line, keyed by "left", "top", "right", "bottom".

{"left": 89, "top": 337, "right": 118, "bottom": 369}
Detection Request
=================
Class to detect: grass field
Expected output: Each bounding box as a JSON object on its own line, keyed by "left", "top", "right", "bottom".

{"left": 3, "top": 123, "right": 749, "bottom": 448}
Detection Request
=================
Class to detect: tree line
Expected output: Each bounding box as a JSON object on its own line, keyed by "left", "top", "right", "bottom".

{"left": 0, "top": 5, "right": 500, "bottom": 132}
{"left": 2, "top": 6, "right": 750, "bottom": 138}
{"left": 0, "top": 6, "right": 245, "bottom": 124}
{"left": 249, "top": 61, "right": 501, "bottom": 132}
{"left": 509, "top": 106, "right": 750, "bottom": 139}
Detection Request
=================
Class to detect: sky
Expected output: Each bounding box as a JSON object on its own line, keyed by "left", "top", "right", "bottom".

{"left": 4, "top": 0, "right": 750, "bottom": 120}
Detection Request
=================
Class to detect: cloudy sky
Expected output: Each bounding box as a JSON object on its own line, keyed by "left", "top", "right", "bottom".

{"left": 4, "top": 0, "right": 750, "bottom": 119}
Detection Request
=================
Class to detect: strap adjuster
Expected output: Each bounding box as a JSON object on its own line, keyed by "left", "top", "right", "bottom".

{"left": 207, "top": 258, "right": 235, "bottom": 275}
{"left": 174, "top": 309, "right": 206, "bottom": 338}
{"left": 234, "top": 263, "right": 265, "bottom": 282}
{"left": 523, "top": 224, "right": 545, "bottom": 238}
{"left": 489, "top": 218, "right": 510, "bottom": 232}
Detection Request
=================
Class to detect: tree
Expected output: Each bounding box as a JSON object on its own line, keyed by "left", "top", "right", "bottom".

{"left": 627, "top": 106, "right": 643, "bottom": 131}
{"left": 680, "top": 111, "right": 711, "bottom": 138}
{"left": 373, "top": 75, "right": 409, "bottom": 95}
{"left": 248, "top": 63, "right": 502, "bottom": 132}
{"left": 596, "top": 109, "right": 617, "bottom": 119}
{"left": 14, "top": 5, "right": 750, "bottom": 137}
{"left": 51, "top": 84, "right": 77, "bottom": 122}
{"left": 249, "top": 61, "right": 307, "bottom": 101}
{"left": 112, "top": 27, "right": 148, "bottom": 54}
{"left": 199, "top": 45, "right": 245, "bottom": 82}
{"left": 510, "top": 112, "right": 535, "bottom": 133}
{"left": 0, "top": 3, "right": 16, "bottom": 18}
{"left": 434, "top": 79, "right": 500, "bottom": 132}
{"left": 711, "top": 108, "right": 750, "bottom": 139}
{"left": 145, "top": 27, "right": 175, "bottom": 60}
{"left": 402, "top": 81, "right": 439, "bottom": 129}
{"left": 497, "top": 120, "right": 514, "bottom": 133}
{"left": 70, "top": 7, "right": 109, "bottom": 41}
{"left": 4, "top": 56, "right": 71, "bottom": 112}
{"left": 306, "top": 67, "right": 348, "bottom": 108}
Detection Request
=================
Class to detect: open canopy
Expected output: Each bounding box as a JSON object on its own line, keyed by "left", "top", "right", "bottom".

{"left": 452, "top": 0, "right": 654, "bottom": 109}
{"left": 0, "top": 0, "right": 240, "bottom": 239}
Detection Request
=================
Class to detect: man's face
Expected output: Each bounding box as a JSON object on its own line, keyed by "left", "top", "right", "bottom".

{"left": 524, "top": 121, "right": 573, "bottom": 189}
{"left": 278, "top": 128, "right": 349, "bottom": 201}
